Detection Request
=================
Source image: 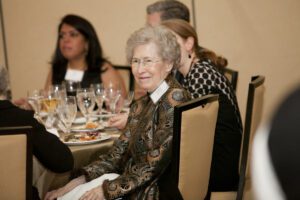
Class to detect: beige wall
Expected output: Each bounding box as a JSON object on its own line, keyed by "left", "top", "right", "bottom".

{"left": 195, "top": 0, "right": 300, "bottom": 123}
{"left": 2, "top": 0, "right": 300, "bottom": 124}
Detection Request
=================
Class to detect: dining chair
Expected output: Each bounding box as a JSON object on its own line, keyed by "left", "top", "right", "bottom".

{"left": 172, "top": 94, "right": 219, "bottom": 200}
{"left": 221, "top": 68, "right": 239, "bottom": 92}
{"left": 0, "top": 126, "right": 33, "bottom": 200}
{"left": 114, "top": 65, "right": 134, "bottom": 92}
{"left": 210, "top": 75, "right": 265, "bottom": 200}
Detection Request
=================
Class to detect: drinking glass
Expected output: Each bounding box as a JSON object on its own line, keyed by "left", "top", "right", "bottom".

{"left": 27, "top": 89, "right": 43, "bottom": 119}
{"left": 106, "top": 86, "right": 121, "bottom": 114}
{"left": 40, "top": 89, "right": 60, "bottom": 128}
{"left": 57, "top": 96, "right": 77, "bottom": 133}
{"left": 91, "top": 83, "right": 106, "bottom": 114}
{"left": 76, "top": 88, "right": 96, "bottom": 124}
{"left": 64, "top": 80, "right": 81, "bottom": 97}
{"left": 122, "top": 91, "right": 134, "bottom": 112}
{"left": 50, "top": 84, "right": 67, "bottom": 99}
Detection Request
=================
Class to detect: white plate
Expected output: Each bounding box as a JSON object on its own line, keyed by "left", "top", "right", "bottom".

{"left": 71, "top": 124, "right": 104, "bottom": 132}
{"left": 73, "top": 117, "right": 98, "bottom": 124}
{"left": 64, "top": 133, "right": 111, "bottom": 146}
{"left": 90, "top": 113, "right": 117, "bottom": 118}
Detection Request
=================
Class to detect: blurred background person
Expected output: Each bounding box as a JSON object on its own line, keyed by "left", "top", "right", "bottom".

{"left": 0, "top": 63, "right": 74, "bottom": 200}
{"left": 45, "top": 25, "right": 190, "bottom": 200}
{"left": 45, "top": 14, "right": 126, "bottom": 93}
{"left": 162, "top": 19, "right": 243, "bottom": 196}
{"left": 252, "top": 86, "right": 300, "bottom": 200}
{"left": 146, "top": 0, "right": 190, "bottom": 26}
{"left": 14, "top": 14, "right": 126, "bottom": 108}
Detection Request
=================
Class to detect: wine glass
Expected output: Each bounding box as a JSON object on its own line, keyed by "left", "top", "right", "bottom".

{"left": 76, "top": 88, "right": 96, "bottom": 124}
{"left": 50, "top": 84, "right": 67, "bottom": 99}
{"left": 57, "top": 96, "right": 77, "bottom": 134}
{"left": 40, "top": 89, "right": 60, "bottom": 128}
{"left": 106, "top": 85, "right": 121, "bottom": 114}
{"left": 27, "top": 89, "right": 43, "bottom": 119}
{"left": 121, "top": 91, "right": 134, "bottom": 113}
{"left": 91, "top": 83, "right": 107, "bottom": 114}
{"left": 64, "top": 80, "right": 81, "bottom": 97}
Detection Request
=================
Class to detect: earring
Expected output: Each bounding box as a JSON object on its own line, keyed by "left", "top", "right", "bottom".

{"left": 188, "top": 54, "right": 191, "bottom": 59}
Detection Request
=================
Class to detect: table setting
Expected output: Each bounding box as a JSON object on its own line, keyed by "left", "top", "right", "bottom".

{"left": 30, "top": 82, "right": 135, "bottom": 197}
{"left": 27, "top": 82, "right": 133, "bottom": 146}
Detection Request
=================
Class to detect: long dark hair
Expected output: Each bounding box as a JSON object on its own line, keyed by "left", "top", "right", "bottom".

{"left": 161, "top": 19, "right": 228, "bottom": 70}
{"left": 51, "top": 14, "right": 106, "bottom": 82}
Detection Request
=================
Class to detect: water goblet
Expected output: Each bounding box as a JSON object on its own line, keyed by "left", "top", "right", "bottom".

{"left": 122, "top": 91, "right": 134, "bottom": 113}
{"left": 64, "top": 80, "right": 81, "bottom": 97}
{"left": 27, "top": 89, "right": 43, "bottom": 119}
{"left": 76, "top": 88, "right": 96, "bottom": 124}
{"left": 41, "top": 90, "right": 60, "bottom": 128}
{"left": 106, "top": 86, "right": 121, "bottom": 114}
{"left": 91, "top": 83, "right": 106, "bottom": 114}
{"left": 50, "top": 84, "right": 67, "bottom": 99}
{"left": 57, "top": 96, "right": 77, "bottom": 134}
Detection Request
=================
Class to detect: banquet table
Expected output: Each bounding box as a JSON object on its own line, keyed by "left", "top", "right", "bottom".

{"left": 33, "top": 129, "right": 121, "bottom": 199}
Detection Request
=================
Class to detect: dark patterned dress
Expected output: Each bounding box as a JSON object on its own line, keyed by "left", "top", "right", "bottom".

{"left": 79, "top": 75, "right": 190, "bottom": 199}
{"left": 183, "top": 60, "right": 243, "bottom": 191}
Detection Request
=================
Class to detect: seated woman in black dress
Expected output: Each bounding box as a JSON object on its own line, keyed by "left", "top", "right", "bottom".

{"left": 44, "top": 25, "right": 190, "bottom": 200}
{"left": 162, "top": 19, "right": 243, "bottom": 192}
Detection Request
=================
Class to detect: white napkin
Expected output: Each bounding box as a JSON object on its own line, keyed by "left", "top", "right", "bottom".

{"left": 46, "top": 128, "right": 60, "bottom": 138}
{"left": 58, "top": 173, "right": 119, "bottom": 200}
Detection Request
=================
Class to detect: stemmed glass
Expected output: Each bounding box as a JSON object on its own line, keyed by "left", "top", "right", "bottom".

{"left": 121, "top": 91, "right": 134, "bottom": 113}
{"left": 41, "top": 89, "right": 60, "bottom": 128}
{"left": 91, "top": 83, "right": 106, "bottom": 115}
{"left": 76, "top": 88, "right": 96, "bottom": 124}
{"left": 27, "top": 89, "right": 43, "bottom": 119}
{"left": 57, "top": 96, "right": 77, "bottom": 134}
{"left": 106, "top": 84, "right": 121, "bottom": 114}
{"left": 64, "top": 80, "right": 81, "bottom": 97}
{"left": 50, "top": 84, "right": 67, "bottom": 99}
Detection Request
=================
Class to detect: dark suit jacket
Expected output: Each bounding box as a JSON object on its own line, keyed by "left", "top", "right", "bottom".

{"left": 0, "top": 100, "right": 74, "bottom": 173}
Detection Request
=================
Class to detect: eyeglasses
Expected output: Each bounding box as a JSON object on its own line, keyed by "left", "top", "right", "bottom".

{"left": 130, "top": 58, "right": 161, "bottom": 68}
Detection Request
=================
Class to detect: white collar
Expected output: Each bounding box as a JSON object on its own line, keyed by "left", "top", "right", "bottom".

{"left": 149, "top": 80, "right": 169, "bottom": 104}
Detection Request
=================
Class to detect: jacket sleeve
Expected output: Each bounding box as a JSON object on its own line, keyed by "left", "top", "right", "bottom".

{"left": 31, "top": 117, "right": 74, "bottom": 173}
{"left": 79, "top": 101, "right": 139, "bottom": 181}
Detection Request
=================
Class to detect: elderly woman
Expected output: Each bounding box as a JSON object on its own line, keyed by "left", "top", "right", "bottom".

{"left": 45, "top": 25, "right": 190, "bottom": 200}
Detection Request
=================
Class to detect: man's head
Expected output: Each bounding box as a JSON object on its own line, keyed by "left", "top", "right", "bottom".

{"left": 146, "top": 0, "right": 190, "bottom": 26}
{"left": 0, "top": 66, "right": 10, "bottom": 99}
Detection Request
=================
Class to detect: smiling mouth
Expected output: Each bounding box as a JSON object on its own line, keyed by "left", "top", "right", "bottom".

{"left": 138, "top": 77, "right": 150, "bottom": 81}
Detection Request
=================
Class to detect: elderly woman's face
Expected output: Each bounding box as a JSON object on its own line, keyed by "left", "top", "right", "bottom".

{"left": 131, "top": 42, "right": 172, "bottom": 92}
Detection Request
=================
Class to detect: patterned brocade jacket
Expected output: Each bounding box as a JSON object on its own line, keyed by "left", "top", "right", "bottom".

{"left": 81, "top": 75, "right": 190, "bottom": 199}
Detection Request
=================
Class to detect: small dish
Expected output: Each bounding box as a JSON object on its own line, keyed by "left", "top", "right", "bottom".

{"left": 64, "top": 132, "right": 111, "bottom": 145}
{"left": 73, "top": 117, "right": 98, "bottom": 124}
{"left": 71, "top": 124, "right": 104, "bottom": 132}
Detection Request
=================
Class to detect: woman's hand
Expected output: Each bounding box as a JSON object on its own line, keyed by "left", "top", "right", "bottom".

{"left": 108, "top": 113, "right": 129, "bottom": 130}
{"left": 13, "top": 98, "right": 32, "bottom": 110}
{"left": 44, "top": 186, "right": 69, "bottom": 200}
{"left": 79, "top": 185, "right": 105, "bottom": 200}
{"left": 44, "top": 176, "right": 86, "bottom": 200}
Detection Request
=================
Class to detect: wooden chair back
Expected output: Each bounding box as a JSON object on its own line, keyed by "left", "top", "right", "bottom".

{"left": 0, "top": 126, "right": 33, "bottom": 200}
{"left": 236, "top": 75, "right": 265, "bottom": 200}
{"left": 222, "top": 68, "right": 239, "bottom": 91}
{"left": 173, "top": 94, "right": 219, "bottom": 200}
